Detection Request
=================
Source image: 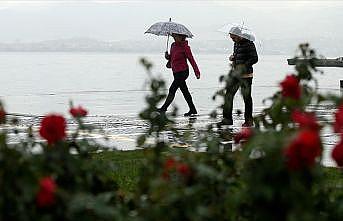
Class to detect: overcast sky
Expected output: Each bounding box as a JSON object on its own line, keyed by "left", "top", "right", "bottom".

{"left": 0, "top": 0, "right": 342, "bottom": 42}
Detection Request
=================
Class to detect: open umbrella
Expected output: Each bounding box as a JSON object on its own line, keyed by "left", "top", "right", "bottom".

{"left": 145, "top": 18, "right": 193, "bottom": 52}
{"left": 218, "top": 23, "right": 256, "bottom": 42}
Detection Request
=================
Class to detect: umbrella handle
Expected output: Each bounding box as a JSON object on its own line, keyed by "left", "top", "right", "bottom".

{"left": 166, "top": 18, "right": 172, "bottom": 52}
{"left": 166, "top": 34, "right": 170, "bottom": 52}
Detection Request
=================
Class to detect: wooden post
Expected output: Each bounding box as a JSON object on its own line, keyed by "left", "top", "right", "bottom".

{"left": 287, "top": 58, "right": 343, "bottom": 89}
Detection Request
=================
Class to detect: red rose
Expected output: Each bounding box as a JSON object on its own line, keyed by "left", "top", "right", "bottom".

{"left": 162, "top": 158, "right": 192, "bottom": 180}
{"left": 69, "top": 106, "right": 88, "bottom": 118}
{"left": 162, "top": 157, "right": 176, "bottom": 180}
{"left": 284, "top": 130, "right": 322, "bottom": 170}
{"left": 0, "top": 108, "right": 6, "bottom": 124}
{"left": 291, "top": 110, "right": 319, "bottom": 131}
{"left": 234, "top": 128, "right": 253, "bottom": 144}
{"left": 164, "top": 157, "right": 176, "bottom": 170}
{"left": 176, "top": 163, "right": 191, "bottom": 177}
{"left": 36, "top": 177, "right": 57, "bottom": 208}
{"left": 39, "top": 114, "right": 66, "bottom": 145}
{"left": 334, "top": 105, "right": 343, "bottom": 133}
{"left": 332, "top": 140, "right": 343, "bottom": 167}
{"left": 280, "top": 75, "right": 301, "bottom": 100}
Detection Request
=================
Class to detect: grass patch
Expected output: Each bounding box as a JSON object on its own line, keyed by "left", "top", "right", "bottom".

{"left": 94, "top": 149, "right": 343, "bottom": 195}
{"left": 322, "top": 167, "right": 343, "bottom": 198}
{"left": 94, "top": 149, "right": 146, "bottom": 193}
{"left": 323, "top": 167, "right": 343, "bottom": 185}
{"left": 94, "top": 148, "right": 189, "bottom": 192}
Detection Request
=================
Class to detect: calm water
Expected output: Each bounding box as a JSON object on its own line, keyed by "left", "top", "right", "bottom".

{"left": 0, "top": 52, "right": 341, "bottom": 166}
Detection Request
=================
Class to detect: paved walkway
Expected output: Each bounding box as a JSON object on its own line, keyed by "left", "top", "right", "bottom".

{"left": 1, "top": 105, "right": 338, "bottom": 167}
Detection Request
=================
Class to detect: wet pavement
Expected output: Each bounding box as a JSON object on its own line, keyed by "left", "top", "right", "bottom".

{"left": 1, "top": 104, "right": 339, "bottom": 167}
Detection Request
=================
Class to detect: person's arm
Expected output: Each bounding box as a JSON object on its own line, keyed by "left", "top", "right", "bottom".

{"left": 231, "top": 43, "right": 237, "bottom": 66}
{"left": 245, "top": 42, "right": 258, "bottom": 66}
{"left": 165, "top": 44, "right": 173, "bottom": 69}
{"left": 166, "top": 42, "right": 175, "bottom": 60}
{"left": 185, "top": 45, "right": 200, "bottom": 79}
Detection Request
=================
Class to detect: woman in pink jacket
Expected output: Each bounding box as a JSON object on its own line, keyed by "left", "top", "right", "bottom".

{"left": 158, "top": 33, "right": 201, "bottom": 117}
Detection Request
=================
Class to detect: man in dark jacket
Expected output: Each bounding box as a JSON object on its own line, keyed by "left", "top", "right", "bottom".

{"left": 223, "top": 29, "right": 258, "bottom": 127}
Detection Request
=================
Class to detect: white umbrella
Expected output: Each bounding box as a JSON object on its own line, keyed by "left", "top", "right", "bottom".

{"left": 145, "top": 18, "right": 194, "bottom": 51}
{"left": 218, "top": 23, "right": 256, "bottom": 42}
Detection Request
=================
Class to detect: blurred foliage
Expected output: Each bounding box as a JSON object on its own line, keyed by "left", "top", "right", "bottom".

{"left": 0, "top": 107, "right": 122, "bottom": 221}
{"left": 125, "top": 44, "right": 343, "bottom": 221}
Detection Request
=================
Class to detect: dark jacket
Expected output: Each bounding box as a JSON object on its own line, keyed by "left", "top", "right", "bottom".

{"left": 232, "top": 39, "right": 258, "bottom": 74}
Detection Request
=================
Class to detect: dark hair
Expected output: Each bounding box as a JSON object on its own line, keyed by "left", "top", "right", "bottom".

{"left": 173, "top": 33, "right": 187, "bottom": 41}
{"left": 180, "top": 34, "right": 187, "bottom": 41}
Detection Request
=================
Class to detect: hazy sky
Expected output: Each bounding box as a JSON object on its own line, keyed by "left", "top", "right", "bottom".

{"left": 0, "top": 0, "right": 342, "bottom": 42}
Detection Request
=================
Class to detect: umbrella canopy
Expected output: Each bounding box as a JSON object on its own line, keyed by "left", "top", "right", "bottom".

{"left": 145, "top": 21, "right": 194, "bottom": 38}
{"left": 218, "top": 23, "right": 256, "bottom": 42}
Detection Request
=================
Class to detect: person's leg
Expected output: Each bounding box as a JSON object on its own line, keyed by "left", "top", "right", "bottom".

{"left": 178, "top": 72, "right": 197, "bottom": 115}
{"left": 240, "top": 77, "right": 253, "bottom": 126}
{"left": 159, "top": 76, "right": 180, "bottom": 111}
{"left": 223, "top": 77, "right": 240, "bottom": 124}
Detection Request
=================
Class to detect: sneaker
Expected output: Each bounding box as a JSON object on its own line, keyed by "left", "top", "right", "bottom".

{"left": 184, "top": 110, "right": 197, "bottom": 117}
{"left": 242, "top": 120, "right": 254, "bottom": 127}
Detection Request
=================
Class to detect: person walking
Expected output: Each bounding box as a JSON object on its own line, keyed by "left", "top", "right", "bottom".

{"left": 223, "top": 26, "right": 258, "bottom": 126}
{"left": 158, "top": 33, "right": 201, "bottom": 116}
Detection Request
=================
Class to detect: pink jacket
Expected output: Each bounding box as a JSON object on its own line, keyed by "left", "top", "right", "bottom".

{"left": 167, "top": 41, "right": 200, "bottom": 77}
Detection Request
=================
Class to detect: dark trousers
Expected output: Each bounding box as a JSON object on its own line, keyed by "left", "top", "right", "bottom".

{"left": 160, "top": 69, "right": 196, "bottom": 111}
{"left": 223, "top": 77, "right": 253, "bottom": 122}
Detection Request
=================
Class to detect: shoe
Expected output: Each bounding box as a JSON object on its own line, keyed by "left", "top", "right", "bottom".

{"left": 242, "top": 120, "right": 254, "bottom": 127}
{"left": 221, "top": 118, "right": 233, "bottom": 126}
{"left": 184, "top": 110, "right": 197, "bottom": 117}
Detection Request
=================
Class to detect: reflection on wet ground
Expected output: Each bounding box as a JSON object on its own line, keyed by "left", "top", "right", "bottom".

{"left": 1, "top": 104, "right": 338, "bottom": 167}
